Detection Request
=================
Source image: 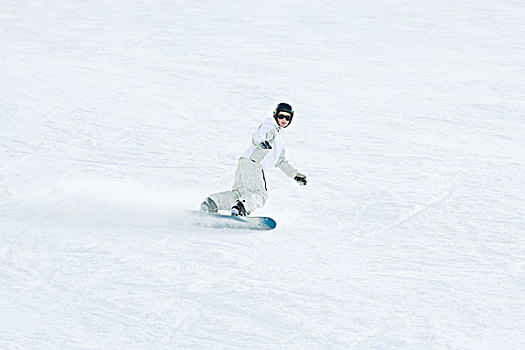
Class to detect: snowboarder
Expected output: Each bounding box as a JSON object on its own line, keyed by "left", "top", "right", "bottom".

{"left": 200, "top": 102, "right": 307, "bottom": 216}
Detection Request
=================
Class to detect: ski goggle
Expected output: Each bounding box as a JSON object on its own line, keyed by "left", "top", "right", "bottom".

{"left": 277, "top": 113, "right": 293, "bottom": 121}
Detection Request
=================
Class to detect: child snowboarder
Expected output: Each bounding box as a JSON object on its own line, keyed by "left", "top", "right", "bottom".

{"left": 200, "top": 102, "right": 307, "bottom": 216}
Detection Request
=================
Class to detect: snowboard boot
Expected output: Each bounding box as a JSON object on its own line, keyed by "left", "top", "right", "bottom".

{"left": 231, "top": 200, "right": 248, "bottom": 216}
{"left": 200, "top": 197, "right": 218, "bottom": 214}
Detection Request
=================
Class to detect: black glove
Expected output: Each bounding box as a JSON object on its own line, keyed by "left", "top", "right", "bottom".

{"left": 260, "top": 140, "right": 272, "bottom": 150}
{"left": 294, "top": 173, "right": 307, "bottom": 186}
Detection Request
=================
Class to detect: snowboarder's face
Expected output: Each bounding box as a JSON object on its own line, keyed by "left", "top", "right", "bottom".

{"left": 276, "top": 112, "right": 292, "bottom": 128}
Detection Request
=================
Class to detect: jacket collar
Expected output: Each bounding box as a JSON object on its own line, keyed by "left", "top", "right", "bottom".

{"left": 267, "top": 117, "right": 282, "bottom": 131}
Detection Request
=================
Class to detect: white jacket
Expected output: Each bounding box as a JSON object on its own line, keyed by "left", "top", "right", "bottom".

{"left": 241, "top": 118, "right": 298, "bottom": 178}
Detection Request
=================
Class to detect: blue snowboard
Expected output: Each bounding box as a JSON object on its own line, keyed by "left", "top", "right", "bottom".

{"left": 189, "top": 211, "right": 276, "bottom": 230}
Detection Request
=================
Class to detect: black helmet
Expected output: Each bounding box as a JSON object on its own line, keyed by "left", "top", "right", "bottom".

{"left": 273, "top": 102, "right": 294, "bottom": 127}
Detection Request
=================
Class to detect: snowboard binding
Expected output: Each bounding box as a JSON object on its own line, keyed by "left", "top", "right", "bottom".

{"left": 231, "top": 200, "right": 248, "bottom": 216}
{"left": 200, "top": 197, "right": 218, "bottom": 214}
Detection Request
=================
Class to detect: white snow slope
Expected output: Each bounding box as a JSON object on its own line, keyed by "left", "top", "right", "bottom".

{"left": 1, "top": 1, "right": 524, "bottom": 349}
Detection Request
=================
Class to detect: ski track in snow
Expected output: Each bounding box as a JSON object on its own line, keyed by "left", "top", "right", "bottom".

{"left": 1, "top": 0, "right": 525, "bottom": 349}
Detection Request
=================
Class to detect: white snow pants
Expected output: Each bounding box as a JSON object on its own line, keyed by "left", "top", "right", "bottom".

{"left": 209, "top": 157, "right": 268, "bottom": 214}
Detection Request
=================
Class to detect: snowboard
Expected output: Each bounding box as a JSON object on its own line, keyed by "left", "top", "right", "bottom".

{"left": 188, "top": 211, "right": 276, "bottom": 230}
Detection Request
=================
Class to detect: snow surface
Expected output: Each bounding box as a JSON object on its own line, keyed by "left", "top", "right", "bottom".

{"left": 1, "top": 0, "right": 525, "bottom": 348}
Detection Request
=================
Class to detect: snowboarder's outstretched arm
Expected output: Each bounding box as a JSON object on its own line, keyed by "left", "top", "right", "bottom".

{"left": 275, "top": 148, "right": 296, "bottom": 177}
{"left": 275, "top": 148, "right": 298, "bottom": 176}
{"left": 276, "top": 150, "right": 307, "bottom": 185}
